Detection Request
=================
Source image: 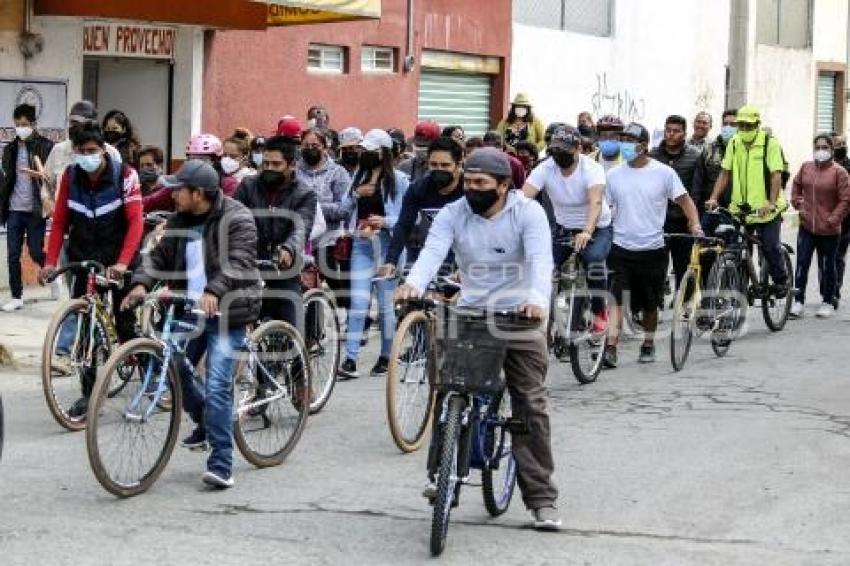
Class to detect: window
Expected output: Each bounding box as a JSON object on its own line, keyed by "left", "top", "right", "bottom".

{"left": 513, "top": 0, "right": 614, "bottom": 37}
{"left": 816, "top": 66, "right": 846, "bottom": 135}
{"left": 757, "top": 0, "right": 812, "bottom": 48}
{"left": 308, "top": 44, "right": 345, "bottom": 73}
{"left": 361, "top": 46, "right": 395, "bottom": 73}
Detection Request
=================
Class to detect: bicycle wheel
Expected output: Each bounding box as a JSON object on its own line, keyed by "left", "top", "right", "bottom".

{"left": 234, "top": 320, "right": 310, "bottom": 468}
{"left": 761, "top": 248, "right": 793, "bottom": 332}
{"left": 86, "top": 338, "right": 182, "bottom": 497}
{"left": 482, "top": 392, "right": 516, "bottom": 517}
{"left": 706, "top": 258, "right": 741, "bottom": 357}
{"left": 567, "top": 290, "right": 606, "bottom": 384}
{"left": 303, "top": 289, "right": 340, "bottom": 415}
{"left": 670, "top": 269, "right": 697, "bottom": 371}
{"left": 387, "top": 310, "right": 436, "bottom": 453}
{"left": 431, "top": 394, "right": 465, "bottom": 557}
{"left": 41, "top": 299, "right": 111, "bottom": 431}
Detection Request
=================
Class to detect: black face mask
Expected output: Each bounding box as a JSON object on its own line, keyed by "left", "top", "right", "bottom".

{"left": 359, "top": 152, "right": 381, "bottom": 171}
{"left": 103, "top": 130, "right": 126, "bottom": 144}
{"left": 340, "top": 150, "right": 360, "bottom": 168}
{"left": 139, "top": 167, "right": 159, "bottom": 185}
{"left": 551, "top": 150, "right": 575, "bottom": 169}
{"left": 260, "top": 170, "right": 287, "bottom": 188}
{"left": 302, "top": 148, "right": 322, "bottom": 167}
{"left": 430, "top": 170, "right": 455, "bottom": 191}
{"left": 835, "top": 147, "right": 848, "bottom": 161}
{"left": 465, "top": 188, "right": 500, "bottom": 215}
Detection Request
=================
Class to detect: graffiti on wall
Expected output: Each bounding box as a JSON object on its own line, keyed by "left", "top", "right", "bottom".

{"left": 590, "top": 73, "right": 646, "bottom": 122}
{"left": 694, "top": 81, "right": 715, "bottom": 110}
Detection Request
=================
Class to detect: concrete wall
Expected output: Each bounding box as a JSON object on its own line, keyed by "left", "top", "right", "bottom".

{"left": 511, "top": 0, "right": 731, "bottom": 142}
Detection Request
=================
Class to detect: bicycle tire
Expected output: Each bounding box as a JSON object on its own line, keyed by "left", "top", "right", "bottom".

{"left": 234, "top": 320, "right": 310, "bottom": 468}
{"left": 431, "top": 395, "right": 465, "bottom": 557}
{"left": 387, "top": 310, "right": 436, "bottom": 453}
{"left": 670, "top": 269, "right": 697, "bottom": 371}
{"left": 303, "top": 289, "right": 340, "bottom": 415}
{"left": 761, "top": 248, "right": 793, "bottom": 332}
{"left": 41, "top": 298, "right": 111, "bottom": 432}
{"left": 86, "top": 338, "right": 182, "bottom": 497}
{"left": 567, "top": 290, "right": 606, "bottom": 384}
{"left": 706, "top": 259, "right": 740, "bottom": 357}
{"left": 482, "top": 392, "right": 516, "bottom": 516}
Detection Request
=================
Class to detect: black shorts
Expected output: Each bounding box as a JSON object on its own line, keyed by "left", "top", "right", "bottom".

{"left": 608, "top": 245, "right": 669, "bottom": 312}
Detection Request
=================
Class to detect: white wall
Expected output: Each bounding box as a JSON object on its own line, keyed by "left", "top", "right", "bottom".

{"left": 511, "top": 0, "right": 731, "bottom": 141}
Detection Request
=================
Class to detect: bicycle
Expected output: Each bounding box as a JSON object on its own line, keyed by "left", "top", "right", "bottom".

{"left": 387, "top": 275, "right": 460, "bottom": 453}
{"left": 547, "top": 234, "right": 608, "bottom": 384}
{"left": 706, "top": 205, "right": 795, "bottom": 334}
{"left": 85, "top": 291, "right": 310, "bottom": 497}
{"left": 666, "top": 234, "right": 727, "bottom": 371}
{"left": 427, "top": 306, "right": 538, "bottom": 557}
{"left": 41, "top": 261, "right": 124, "bottom": 431}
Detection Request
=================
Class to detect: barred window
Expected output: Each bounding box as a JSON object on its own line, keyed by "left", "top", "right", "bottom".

{"left": 361, "top": 46, "right": 395, "bottom": 73}
{"left": 513, "top": 0, "right": 614, "bottom": 37}
{"left": 756, "top": 0, "right": 812, "bottom": 48}
{"left": 308, "top": 44, "right": 345, "bottom": 73}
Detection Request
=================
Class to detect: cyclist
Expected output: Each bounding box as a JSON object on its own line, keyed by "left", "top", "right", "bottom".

{"left": 594, "top": 115, "right": 625, "bottom": 172}
{"left": 705, "top": 105, "right": 790, "bottom": 295}
{"left": 185, "top": 133, "right": 239, "bottom": 196}
{"left": 522, "top": 125, "right": 612, "bottom": 334}
{"left": 337, "top": 127, "right": 363, "bottom": 176}
{"left": 496, "top": 93, "right": 546, "bottom": 151}
{"left": 396, "top": 147, "right": 561, "bottom": 531}
{"left": 122, "top": 159, "right": 263, "bottom": 489}
{"left": 399, "top": 121, "right": 440, "bottom": 183}
{"left": 39, "top": 122, "right": 144, "bottom": 418}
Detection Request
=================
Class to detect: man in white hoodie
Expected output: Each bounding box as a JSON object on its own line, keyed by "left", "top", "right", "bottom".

{"left": 396, "top": 147, "right": 561, "bottom": 531}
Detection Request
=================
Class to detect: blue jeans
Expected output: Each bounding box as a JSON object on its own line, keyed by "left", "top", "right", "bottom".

{"left": 178, "top": 322, "right": 246, "bottom": 478}
{"left": 796, "top": 227, "right": 839, "bottom": 305}
{"left": 345, "top": 231, "right": 396, "bottom": 361}
{"left": 748, "top": 219, "right": 787, "bottom": 285}
{"left": 6, "top": 210, "right": 45, "bottom": 299}
{"left": 553, "top": 225, "right": 612, "bottom": 314}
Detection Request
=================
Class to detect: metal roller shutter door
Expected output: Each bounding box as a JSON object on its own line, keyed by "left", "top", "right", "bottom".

{"left": 816, "top": 73, "right": 837, "bottom": 134}
{"left": 418, "top": 71, "right": 492, "bottom": 136}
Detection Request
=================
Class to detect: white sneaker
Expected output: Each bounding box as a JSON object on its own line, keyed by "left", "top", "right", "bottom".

{"left": 789, "top": 302, "right": 804, "bottom": 318}
{"left": 202, "top": 470, "right": 234, "bottom": 489}
{"left": 1, "top": 298, "right": 24, "bottom": 312}
{"left": 816, "top": 303, "right": 835, "bottom": 319}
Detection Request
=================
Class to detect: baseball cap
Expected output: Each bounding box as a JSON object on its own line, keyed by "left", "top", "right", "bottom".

{"left": 621, "top": 122, "right": 650, "bottom": 143}
{"left": 463, "top": 147, "right": 512, "bottom": 178}
{"left": 69, "top": 100, "right": 97, "bottom": 122}
{"left": 413, "top": 120, "right": 441, "bottom": 146}
{"left": 339, "top": 127, "right": 364, "bottom": 148}
{"left": 160, "top": 159, "right": 220, "bottom": 192}
{"left": 276, "top": 115, "right": 303, "bottom": 139}
{"left": 548, "top": 125, "right": 582, "bottom": 149}
{"left": 736, "top": 105, "right": 761, "bottom": 124}
{"left": 360, "top": 128, "right": 393, "bottom": 152}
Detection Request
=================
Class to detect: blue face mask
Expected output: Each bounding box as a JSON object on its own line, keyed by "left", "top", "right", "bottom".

{"left": 252, "top": 152, "right": 263, "bottom": 167}
{"left": 75, "top": 153, "right": 103, "bottom": 173}
{"left": 599, "top": 140, "right": 621, "bottom": 158}
{"left": 620, "top": 142, "right": 639, "bottom": 163}
{"left": 720, "top": 125, "right": 737, "bottom": 142}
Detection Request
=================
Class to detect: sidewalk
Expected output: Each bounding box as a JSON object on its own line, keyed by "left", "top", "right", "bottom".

{"left": 0, "top": 286, "right": 61, "bottom": 368}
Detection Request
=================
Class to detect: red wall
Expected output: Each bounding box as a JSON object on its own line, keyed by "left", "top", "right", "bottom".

{"left": 202, "top": 0, "right": 512, "bottom": 139}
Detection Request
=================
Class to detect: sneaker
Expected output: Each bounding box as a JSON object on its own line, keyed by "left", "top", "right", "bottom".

{"left": 370, "top": 356, "right": 389, "bottom": 377}
{"left": 790, "top": 302, "right": 805, "bottom": 319}
{"left": 816, "top": 303, "right": 835, "bottom": 319}
{"left": 1, "top": 298, "right": 24, "bottom": 312}
{"left": 181, "top": 427, "right": 208, "bottom": 450}
{"left": 202, "top": 470, "right": 234, "bottom": 489}
{"left": 638, "top": 344, "right": 656, "bottom": 364}
{"left": 602, "top": 345, "right": 618, "bottom": 369}
{"left": 50, "top": 278, "right": 65, "bottom": 301}
{"left": 422, "top": 481, "right": 437, "bottom": 501}
{"left": 531, "top": 506, "right": 562, "bottom": 531}
{"left": 67, "top": 396, "right": 88, "bottom": 419}
{"left": 591, "top": 310, "right": 609, "bottom": 334}
{"left": 338, "top": 358, "right": 359, "bottom": 380}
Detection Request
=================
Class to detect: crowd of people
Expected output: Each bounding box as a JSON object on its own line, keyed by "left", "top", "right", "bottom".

{"left": 1, "top": 91, "right": 849, "bottom": 530}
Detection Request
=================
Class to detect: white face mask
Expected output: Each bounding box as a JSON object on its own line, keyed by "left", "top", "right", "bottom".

{"left": 221, "top": 156, "right": 240, "bottom": 174}
{"left": 814, "top": 149, "right": 832, "bottom": 163}
{"left": 15, "top": 126, "right": 33, "bottom": 140}
{"left": 514, "top": 106, "right": 528, "bottom": 119}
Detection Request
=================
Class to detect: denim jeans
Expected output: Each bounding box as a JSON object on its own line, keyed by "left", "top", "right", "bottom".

{"left": 178, "top": 321, "right": 246, "bottom": 478}
{"left": 795, "top": 227, "right": 839, "bottom": 305}
{"left": 345, "top": 231, "right": 396, "bottom": 361}
{"left": 552, "top": 224, "right": 612, "bottom": 314}
{"left": 6, "top": 210, "right": 46, "bottom": 299}
{"left": 818, "top": 225, "right": 850, "bottom": 302}
{"left": 748, "top": 218, "right": 787, "bottom": 284}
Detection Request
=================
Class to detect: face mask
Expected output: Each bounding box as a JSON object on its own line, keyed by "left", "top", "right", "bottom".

{"left": 514, "top": 106, "right": 528, "bottom": 119}
{"left": 552, "top": 150, "right": 575, "bottom": 169}
{"left": 466, "top": 188, "right": 500, "bottom": 215}
{"left": 103, "top": 130, "right": 125, "bottom": 144}
{"left": 15, "top": 126, "right": 33, "bottom": 140}
{"left": 430, "top": 170, "right": 455, "bottom": 191}
{"left": 621, "top": 142, "right": 640, "bottom": 164}
{"left": 739, "top": 129, "right": 758, "bottom": 143}
{"left": 599, "top": 140, "right": 620, "bottom": 158}
{"left": 720, "top": 125, "right": 737, "bottom": 142}
{"left": 578, "top": 124, "right": 595, "bottom": 138}
{"left": 75, "top": 153, "right": 103, "bottom": 173}
{"left": 302, "top": 148, "right": 322, "bottom": 167}
{"left": 814, "top": 149, "right": 832, "bottom": 163}
{"left": 359, "top": 152, "right": 381, "bottom": 170}
{"left": 260, "top": 169, "right": 287, "bottom": 187}
{"left": 340, "top": 150, "right": 360, "bottom": 168}
{"left": 139, "top": 167, "right": 159, "bottom": 185}
{"left": 835, "top": 147, "right": 847, "bottom": 161}
{"left": 252, "top": 152, "right": 263, "bottom": 167}
{"left": 220, "top": 156, "right": 240, "bottom": 175}
{"left": 306, "top": 118, "right": 317, "bottom": 129}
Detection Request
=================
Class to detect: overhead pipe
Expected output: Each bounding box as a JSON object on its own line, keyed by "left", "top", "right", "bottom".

{"left": 403, "top": 0, "right": 415, "bottom": 73}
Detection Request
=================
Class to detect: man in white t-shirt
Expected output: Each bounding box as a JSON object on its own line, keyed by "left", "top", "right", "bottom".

{"left": 523, "top": 125, "right": 612, "bottom": 334}
{"left": 604, "top": 123, "right": 703, "bottom": 367}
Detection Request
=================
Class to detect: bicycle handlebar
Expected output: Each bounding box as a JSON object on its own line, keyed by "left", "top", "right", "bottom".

{"left": 664, "top": 233, "right": 724, "bottom": 246}
{"left": 48, "top": 260, "right": 106, "bottom": 282}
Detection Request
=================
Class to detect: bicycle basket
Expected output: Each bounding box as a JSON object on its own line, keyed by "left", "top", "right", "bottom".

{"left": 437, "top": 316, "right": 508, "bottom": 393}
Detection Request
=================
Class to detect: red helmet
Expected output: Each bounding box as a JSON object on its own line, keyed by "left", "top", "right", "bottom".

{"left": 276, "top": 115, "right": 303, "bottom": 140}
{"left": 596, "top": 115, "right": 624, "bottom": 133}
{"left": 186, "top": 133, "right": 223, "bottom": 156}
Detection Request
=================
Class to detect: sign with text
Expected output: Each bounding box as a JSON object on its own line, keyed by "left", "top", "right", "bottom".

{"left": 83, "top": 22, "right": 177, "bottom": 60}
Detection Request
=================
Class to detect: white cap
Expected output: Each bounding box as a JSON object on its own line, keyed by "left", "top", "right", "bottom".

{"left": 339, "top": 127, "right": 364, "bottom": 148}
{"left": 360, "top": 128, "right": 393, "bottom": 152}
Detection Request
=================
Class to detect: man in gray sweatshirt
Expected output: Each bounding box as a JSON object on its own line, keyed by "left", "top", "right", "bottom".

{"left": 397, "top": 148, "right": 561, "bottom": 531}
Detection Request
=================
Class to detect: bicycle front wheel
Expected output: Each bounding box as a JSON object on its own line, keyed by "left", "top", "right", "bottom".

{"left": 761, "top": 248, "right": 793, "bottom": 332}
{"left": 431, "top": 394, "right": 465, "bottom": 557}
{"left": 303, "top": 289, "right": 340, "bottom": 415}
{"left": 234, "top": 320, "right": 310, "bottom": 468}
{"left": 706, "top": 257, "right": 742, "bottom": 357}
{"left": 86, "top": 338, "right": 182, "bottom": 497}
{"left": 481, "top": 392, "right": 516, "bottom": 517}
{"left": 387, "top": 310, "right": 436, "bottom": 453}
{"left": 566, "top": 291, "right": 606, "bottom": 384}
{"left": 670, "top": 269, "right": 697, "bottom": 371}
